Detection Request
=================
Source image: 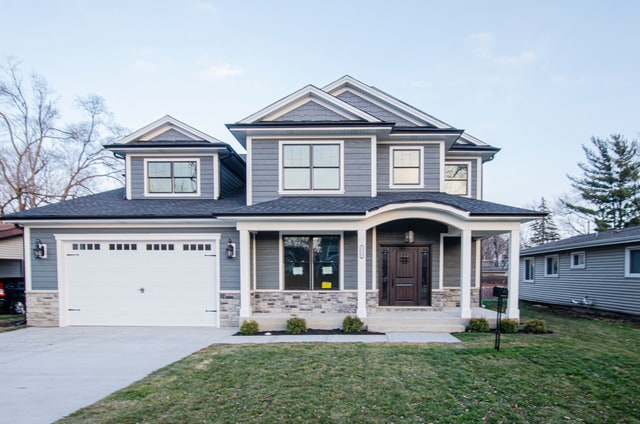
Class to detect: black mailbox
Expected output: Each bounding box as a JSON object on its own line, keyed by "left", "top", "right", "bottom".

{"left": 493, "top": 286, "right": 508, "bottom": 298}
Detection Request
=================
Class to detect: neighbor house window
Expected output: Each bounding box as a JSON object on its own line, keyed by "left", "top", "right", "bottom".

{"left": 523, "top": 258, "right": 535, "bottom": 282}
{"left": 625, "top": 247, "right": 640, "bottom": 277}
{"left": 282, "top": 143, "right": 341, "bottom": 191}
{"left": 146, "top": 159, "right": 199, "bottom": 195}
{"left": 544, "top": 255, "right": 559, "bottom": 277}
{"left": 390, "top": 147, "right": 423, "bottom": 187}
{"left": 444, "top": 164, "right": 469, "bottom": 195}
{"left": 283, "top": 235, "right": 339, "bottom": 290}
{"left": 570, "top": 252, "right": 586, "bottom": 269}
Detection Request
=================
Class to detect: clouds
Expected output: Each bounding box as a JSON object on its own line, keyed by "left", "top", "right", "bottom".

{"left": 199, "top": 63, "right": 245, "bottom": 80}
{"left": 465, "top": 32, "right": 540, "bottom": 66}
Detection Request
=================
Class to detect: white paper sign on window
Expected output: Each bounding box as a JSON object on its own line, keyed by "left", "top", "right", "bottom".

{"left": 293, "top": 266, "right": 304, "bottom": 276}
{"left": 322, "top": 266, "right": 333, "bottom": 275}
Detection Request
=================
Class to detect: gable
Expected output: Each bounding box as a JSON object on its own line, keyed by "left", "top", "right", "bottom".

{"left": 336, "top": 91, "right": 418, "bottom": 126}
{"left": 148, "top": 128, "right": 198, "bottom": 142}
{"left": 273, "top": 100, "right": 352, "bottom": 122}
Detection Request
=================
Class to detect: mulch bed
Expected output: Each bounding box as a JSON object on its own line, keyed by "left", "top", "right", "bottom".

{"left": 234, "top": 328, "right": 385, "bottom": 336}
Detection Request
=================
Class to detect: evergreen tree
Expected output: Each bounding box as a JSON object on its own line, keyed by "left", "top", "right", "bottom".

{"left": 564, "top": 135, "right": 640, "bottom": 231}
{"left": 529, "top": 197, "right": 561, "bottom": 245}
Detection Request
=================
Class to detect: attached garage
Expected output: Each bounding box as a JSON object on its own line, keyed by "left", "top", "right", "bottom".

{"left": 57, "top": 234, "right": 219, "bottom": 327}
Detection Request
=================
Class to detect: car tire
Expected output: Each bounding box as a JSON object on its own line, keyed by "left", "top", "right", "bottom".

{"left": 12, "top": 301, "right": 25, "bottom": 315}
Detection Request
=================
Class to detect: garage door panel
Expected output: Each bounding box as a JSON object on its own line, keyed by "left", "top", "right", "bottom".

{"left": 64, "top": 239, "right": 218, "bottom": 327}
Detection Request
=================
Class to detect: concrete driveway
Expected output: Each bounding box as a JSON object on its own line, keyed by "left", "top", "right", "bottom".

{"left": 0, "top": 326, "right": 235, "bottom": 424}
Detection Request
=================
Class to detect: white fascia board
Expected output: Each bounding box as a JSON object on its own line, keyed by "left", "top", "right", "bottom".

{"left": 238, "top": 85, "right": 381, "bottom": 124}
{"left": 459, "top": 132, "right": 488, "bottom": 146}
{"left": 115, "top": 115, "right": 225, "bottom": 145}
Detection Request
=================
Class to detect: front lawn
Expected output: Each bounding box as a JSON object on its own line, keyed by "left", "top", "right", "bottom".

{"left": 59, "top": 304, "right": 640, "bottom": 423}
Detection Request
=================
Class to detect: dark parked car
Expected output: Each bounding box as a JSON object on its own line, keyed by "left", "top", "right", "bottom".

{"left": 0, "top": 280, "right": 26, "bottom": 314}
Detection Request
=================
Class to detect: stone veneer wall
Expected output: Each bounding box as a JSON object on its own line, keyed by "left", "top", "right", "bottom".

{"left": 435, "top": 288, "right": 481, "bottom": 308}
{"left": 26, "top": 291, "right": 59, "bottom": 326}
{"left": 252, "top": 291, "right": 359, "bottom": 315}
{"left": 219, "top": 292, "right": 240, "bottom": 327}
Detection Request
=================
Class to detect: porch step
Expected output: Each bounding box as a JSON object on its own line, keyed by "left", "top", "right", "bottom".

{"left": 366, "top": 314, "right": 467, "bottom": 333}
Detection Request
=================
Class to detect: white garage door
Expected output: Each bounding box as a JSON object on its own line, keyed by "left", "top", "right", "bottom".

{"left": 62, "top": 237, "right": 218, "bottom": 326}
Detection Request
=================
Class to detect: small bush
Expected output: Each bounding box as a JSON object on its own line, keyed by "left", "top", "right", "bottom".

{"left": 524, "top": 319, "right": 548, "bottom": 333}
{"left": 286, "top": 317, "right": 307, "bottom": 334}
{"left": 500, "top": 319, "right": 519, "bottom": 333}
{"left": 239, "top": 320, "right": 259, "bottom": 335}
{"left": 467, "top": 317, "right": 490, "bottom": 332}
{"left": 342, "top": 315, "right": 365, "bottom": 333}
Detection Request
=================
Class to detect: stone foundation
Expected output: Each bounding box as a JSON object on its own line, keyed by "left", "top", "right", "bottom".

{"left": 219, "top": 292, "right": 241, "bottom": 327}
{"left": 252, "top": 291, "right": 358, "bottom": 314}
{"left": 437, "top": 288, "right": 481, "bottom": 308}
{"left": 26, "top": 291, "right": 59, "bottom": 326}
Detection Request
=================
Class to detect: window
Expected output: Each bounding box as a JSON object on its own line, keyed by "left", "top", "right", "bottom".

{"left": 282, "top": 143, "right": 341, "bottom": 191}
{"left": 570, "top": 252, "right": 586, "bottom": 269}
{"left": 146, "top": 159, "right": 198, "bottom": 195}
{"left": 625, "top": 247, "right": 640, "bottom": 277}
{"left": 390, "top": 147, "right": 423, "bottom": 187}
{"left": 544, "top": 255, "right": 559, "bottom": 277}
{"left": 524, "top": 258, "right": 535, "bottom": 282}
{"left": 444, "top": 164, "right": 469, "bottom": 195}
{"left": 283, "top": 236, "right": 339, "bottom": 290}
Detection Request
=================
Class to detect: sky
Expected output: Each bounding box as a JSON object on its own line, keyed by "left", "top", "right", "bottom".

{"left": 2, "top": 0, "right": 639, "bottom": 209}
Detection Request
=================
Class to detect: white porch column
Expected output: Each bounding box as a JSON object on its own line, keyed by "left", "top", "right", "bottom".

{"left": 239, "top": 229, "right": 252, "bottom": 319}
{"left": 460, "top": 229, "right": 472, "bottom": 319}
{"left": 507, "top": 229, "right": 521, "bottom": 320}
{"left": 357, "top": 229, "right": 367, "bottom": 319}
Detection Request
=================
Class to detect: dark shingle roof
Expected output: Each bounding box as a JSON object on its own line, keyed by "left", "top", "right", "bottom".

{"left": 522, "top": 225, "right": 640, "bottom": 255}
{"left": 2, "top": 188, "right": 246, "bottom": 220}
{"left": 218, "top": 192, "right": 541, "bottom": 217}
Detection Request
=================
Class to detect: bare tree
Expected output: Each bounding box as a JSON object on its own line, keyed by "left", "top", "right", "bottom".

{"left": 0, "top": 59, "right": 125, "bottom": 215}
{"left": 481, "top": 234, "right": 509, "bottom": 268}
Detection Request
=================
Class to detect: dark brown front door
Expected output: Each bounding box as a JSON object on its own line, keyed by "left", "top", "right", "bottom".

{"left": 379, "top": 245, "right": 431, "bottom": 306}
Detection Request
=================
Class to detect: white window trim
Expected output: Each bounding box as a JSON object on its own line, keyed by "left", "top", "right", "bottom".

{"left": 389, "top": 146, "right": 424, "bottom": 189}
{"left": 523, "top": 257, "right": 535, "bottom": 282}
{"left": 544, "top": 255, "right": 559, "bottom": 277}
{"left": 625, "top": 246, "right": 640, "bottom": 277}
{"left": 278, "top": 232, "right": 344, "bottom": 291}
{"left": 143, "top": 157, "right": 201, "bottom": 197}
{"left": 278, "top": 140, "right": 345, "bottom": 195}
{"left": 570, "top": 251, "right": 586, "bottom": 269}
{"left": 443, "top": 160, "right": 472, "bottom": 197}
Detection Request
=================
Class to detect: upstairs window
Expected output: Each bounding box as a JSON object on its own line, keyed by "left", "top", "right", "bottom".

{"left": 390, "top": 147, "right": 423, "bottom": 187}
{"left": 444, "top": 164, "right": 469, "bottom": 195}
{"left": 146, "top": 159, "right": 199, "bottom": 195}
{"left": 282, "top": 143, "right": 341, "bottom": 191}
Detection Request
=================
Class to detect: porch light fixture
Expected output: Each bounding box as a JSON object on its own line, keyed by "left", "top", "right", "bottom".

{"left": 33, "top": 239, "right": 47, "bottom": 259}
{"left": 226, "top": 238, "right": 236, "bottom": 259}
{"left": 404, "top": 228, "right": 415, "bottom": 244}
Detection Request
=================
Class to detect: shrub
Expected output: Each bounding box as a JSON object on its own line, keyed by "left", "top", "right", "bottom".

{"left": 467, "top": 317, "right": 490, "bottom": 332}
{"left": 524, "top": 319, "right": 548, "bottom": 333}
{"left": 500, "top": 319, "right": 519, "bottom": 333}
{"left": 239, "top": 320, "right": 259, "bottom": 335}
{"left": 286, "top": 317, "right": 307, "bottom": 334}
{"left": 342, "top": 315, "right": 365, "bottom": 333}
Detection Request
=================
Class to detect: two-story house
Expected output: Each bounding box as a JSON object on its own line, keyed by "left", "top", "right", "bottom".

{"left": 4, "top": 76, "right": 541, "bottom": 331}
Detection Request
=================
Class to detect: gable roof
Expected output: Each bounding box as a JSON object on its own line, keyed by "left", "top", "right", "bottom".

{"left": 112, "top": 115, "right": 227, "bottom": 145}
{"left": 521, "top": 225, "right": 640, "bottom": 255}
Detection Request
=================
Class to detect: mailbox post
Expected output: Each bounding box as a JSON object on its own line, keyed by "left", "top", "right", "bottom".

{"left": 493, "top": 286, "right": 508, "bottom": 351}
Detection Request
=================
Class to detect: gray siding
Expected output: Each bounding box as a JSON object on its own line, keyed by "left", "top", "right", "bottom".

{"left": 0, "top": 259, "right": 23, "bottom": 278}
{"left": 442, "top": 237, "right": 478, "bottom": 288}
{"left": 255, "top": 232, "right": 280, "bottom": 290}
{"left": 378, "top": 143, "right": 441, "bottom": 192}
{"left": 29, "top": 227, "right": 238, "bottom": 291}
{"left": 250, "top": 138, "right": 372, "bottom": 204}
{"left": 337, "top": 91, "right": 416, "bottom": 126}
{"left": 274, "top": 101, "right": 349, "bottom": 122}
{"left": 343, "top": 232, "right": 357, "bottom": 290}
{"left": 520, "top": 244, "right": 640, "bottom": 316}
{"left": 130, "top": 156, "right": 216, "bottom": 199}
{"left": 150, "top": 129, "right": 193, "bottom": 141}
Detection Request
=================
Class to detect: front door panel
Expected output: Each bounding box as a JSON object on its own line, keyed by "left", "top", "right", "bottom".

{"left": 392, "top": 247, "right": 418, "bottom": 304}
{"left": 379, "top": 245, "right": 431, "bottom": 307}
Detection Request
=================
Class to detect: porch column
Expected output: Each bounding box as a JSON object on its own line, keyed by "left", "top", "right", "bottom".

{"left": 460, "top": 229, "right": 472, "bottom": 319}
{"left": 507, "top": 229, "right": 521, "bottom": 319}
{"left": 357, "top": 229, "right": 367, "bottom": 319}
{"left": 239, "top": 229, "right": 252, "bottom": 319}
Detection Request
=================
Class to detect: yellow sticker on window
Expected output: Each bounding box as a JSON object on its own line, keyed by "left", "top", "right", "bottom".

{"left": 322, "top": 282, "right": 332, "bottom": 289}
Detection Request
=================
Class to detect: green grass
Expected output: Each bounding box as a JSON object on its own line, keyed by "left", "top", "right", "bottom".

{"left": 59, "top": 304, "right": 640, "bottom": 424}
{"left": 0, "top": 314, "right": 24, "bottom": 322}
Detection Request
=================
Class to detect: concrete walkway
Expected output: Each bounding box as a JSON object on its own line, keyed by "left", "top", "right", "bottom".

{"left": 0, "top": 327, "right": 460, "bottom": 424}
